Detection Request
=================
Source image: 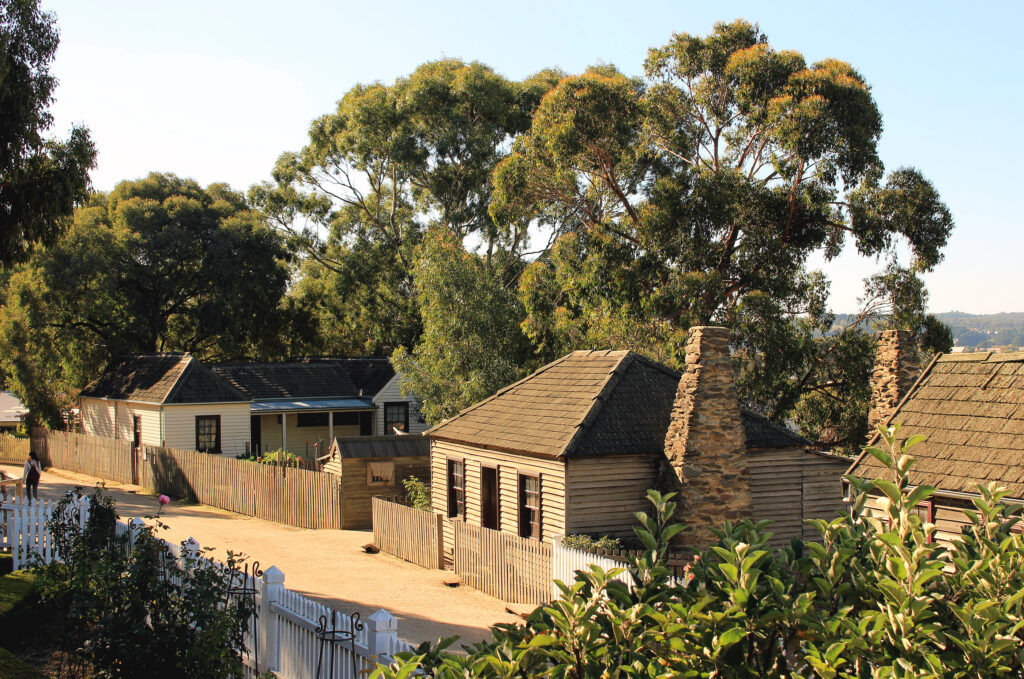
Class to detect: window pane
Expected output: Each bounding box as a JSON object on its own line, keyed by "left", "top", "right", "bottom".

{"left": 447, "top": 459, "right": 465, "bottom": 518}
{"left": 519, "top": 474, "right": 541, "bottom": 539}
{"left": 385, "top": 403, "right": 409, "bottom": 434}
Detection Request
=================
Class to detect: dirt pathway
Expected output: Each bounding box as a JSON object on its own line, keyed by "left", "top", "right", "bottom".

{"left": 1, "top": 463, "right": 521, "bottom": 647}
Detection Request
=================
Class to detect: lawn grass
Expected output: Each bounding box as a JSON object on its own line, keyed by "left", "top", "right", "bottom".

{"left": 0, "top": 647, "right": 46, "bottom": 679}
{"left": 0, "top": 570, "right": 35, "bottom": 620}
{"left": 0, "top": 569, "right": 46, "bottom": 679}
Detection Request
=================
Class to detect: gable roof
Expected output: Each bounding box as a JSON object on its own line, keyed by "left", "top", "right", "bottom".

{"left": 329, "top": 434, "right": 429, "bottom": 459}
{"left": 211, "top": 359, "right": 394, "bottom": 400}
{"left": 426, "top": 350, "right": 810, "bottom": 459}
{"left": 847, "top": 351, "right": 1024, "bottom": 498}
{"left": 80, "top": 354, "right": 248, "bottom": 404}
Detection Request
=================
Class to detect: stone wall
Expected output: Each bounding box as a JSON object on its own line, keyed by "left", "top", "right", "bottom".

{"left": 867, "top": 329, "right": 919, "bottom": 434}
{"left": 663, "top": 326, "right": 751, "bottom": 551}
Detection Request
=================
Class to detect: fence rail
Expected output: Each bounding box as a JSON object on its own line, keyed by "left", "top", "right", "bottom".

{"left": 24, "top": 432, "right": 342, "bottom": 530}
{"left": 0, "top": 435, "right": 32, "bottom": 465}
{"left": 371, "top": 497, "right": 443, "bottom": 570}
{"left": 0, "top": 498, "right": 414, "bottom": 678}
{"left": 453, "top": 520, "right": 551, "bottom": 604}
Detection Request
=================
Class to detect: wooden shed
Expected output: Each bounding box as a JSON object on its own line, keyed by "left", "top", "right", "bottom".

{"left": 847, "top": 350, "right": 1024, "bottom": 547}
{"left": 320, "top": 434, "right": 430, "bottom": 529}
{"left": 426, "top": 350, "right": 849, "bottom": 553}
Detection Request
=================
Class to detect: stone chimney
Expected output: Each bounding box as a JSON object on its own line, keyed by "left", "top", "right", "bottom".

{"left": 867, "top": 329, "right": 919, "bottom": 433}
{"left": 663, "top": 326, "right": 750, "bottom": 551}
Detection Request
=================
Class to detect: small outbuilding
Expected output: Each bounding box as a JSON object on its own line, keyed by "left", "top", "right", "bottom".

{"left": 320, "top": 434, "right": 431, "bottom": 529}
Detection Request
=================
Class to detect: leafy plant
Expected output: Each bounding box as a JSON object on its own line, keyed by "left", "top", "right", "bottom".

{"left": 402, "top": 475, "right": 432, "bottom": 512}
{"left": 561, "top": 533, "right": 624, "bottom": 552}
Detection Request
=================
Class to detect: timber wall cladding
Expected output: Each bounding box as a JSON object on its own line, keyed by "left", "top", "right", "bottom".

{"left": 340, "top": 458, "right": 430, "bottom": 529}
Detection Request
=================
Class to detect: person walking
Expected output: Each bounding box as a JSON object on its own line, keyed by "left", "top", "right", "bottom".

{"left": 23, "top": 451, "right": 41, "bottom": 504}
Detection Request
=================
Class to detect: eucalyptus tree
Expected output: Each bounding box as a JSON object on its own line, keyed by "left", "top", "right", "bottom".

{"left": 252, "top": 59, "right": 561, "bottom": 357}
{"left": 491, "top": 20, "right": 953, "bottom": 449}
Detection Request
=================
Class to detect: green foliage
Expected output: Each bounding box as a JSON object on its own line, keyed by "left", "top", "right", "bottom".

{"left": 372, "top": 425, "right": 1024, "bottom": 677}
{"left": 491, "top": 21, "right": 953, "bottom": 451}
{"left": 402, "top": 474, "right": 432, "bottom": 512}
{"left": 33, "top": 489, "right": 254, "bottom": 679}
{"left": 561, "top": 534, "right": 624, "bottom": 552}
{"left": 391, "top": 229, "right": 529, "bottom": 424}
{"left": 0, "top": 173, "right": 292, "bottom": 426}
{"left": 0, "top": 647, "right": 47, "bottom": 679}
{"left": 258, "top": 448, "right": 301, "bottom": 464}
{"left": 0, "top": 0, "right": 95, "bottom": 267}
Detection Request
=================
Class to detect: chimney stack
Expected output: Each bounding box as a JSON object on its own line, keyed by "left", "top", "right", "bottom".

{"left": 868, "top": 329, "right": 919, "bottom": 433}
{"left": 663, "top": 326, "right": 750, "bottom": 551}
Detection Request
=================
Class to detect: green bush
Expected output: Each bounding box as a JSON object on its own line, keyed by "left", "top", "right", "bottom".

{"left": 32, "top": 489, "right": 254, "bottom": 679}
{"left": 372, "top": 424, "right": 1024, "bottom": 677}
{"left": 403, "top": 475, "right": 432, "bottom": 512}
{"left": 0, "top": 647, "right": 47, "bottom": 679}
{"left": 561, "top": 534, "right": 623, "bottom": 552}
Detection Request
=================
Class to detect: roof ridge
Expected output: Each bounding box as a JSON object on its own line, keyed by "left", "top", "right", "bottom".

{"left": 559, "top": 352, "right": 636, "bottom": 459}
{"left": 425, "top": 352, "right": 580, "bottom": 436}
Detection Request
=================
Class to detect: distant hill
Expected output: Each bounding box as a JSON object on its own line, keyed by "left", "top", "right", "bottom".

{"left": 933, "top": 312, "right": 1024, "bottom": 349}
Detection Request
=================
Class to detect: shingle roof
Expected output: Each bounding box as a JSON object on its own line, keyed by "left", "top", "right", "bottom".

{"left": 331, "top": 434, "right": 429, "bottom": 459}
{"left": 211, "top": 359, "right": 394, "bottom": 400}
{"left": 847, "top": 351, "right": 1024, "bottom": 498}
{"left": 426, "top": 350, "right": 809, "bottom": 459}
{"left": 80, "top": 355, "right": 248, "bottom": 404}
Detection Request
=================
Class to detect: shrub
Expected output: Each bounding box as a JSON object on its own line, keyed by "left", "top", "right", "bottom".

{"left": 33, "top": 489, "right": 254, "bottom": 679}
{"left": 561, "top": 533, "right": 624, "bottom": 552}
{"left": 371, "top": 424, "right": 1024, "bottom": 677}
{"left": 403, "top": 475, "right": 432, "bottom": 512}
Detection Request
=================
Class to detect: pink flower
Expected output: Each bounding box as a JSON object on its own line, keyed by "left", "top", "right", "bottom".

{"left": 158, "top": 495, "right": 170, "bottom": 506}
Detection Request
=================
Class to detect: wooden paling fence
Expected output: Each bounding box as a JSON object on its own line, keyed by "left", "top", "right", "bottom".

{"left": 452, "top": 520, "right": 552, "bottom": 604}
{"left": 0, "top": 435, "right": 31, "bottom": 465}
{"left": 371, "top": 497, "right": 443, "bottom": 569}
{"left": 28, "top": 433, "right": 342, "bottom": 530}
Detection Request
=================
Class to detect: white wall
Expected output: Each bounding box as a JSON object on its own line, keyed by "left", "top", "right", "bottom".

{"left": 372, "top": 375, "right": 428, "bottom": 435}
{"left": 81, "top": 399, "right": 161, "bottom": 445}
{"left": 162, "top": 403, "right": 251, "bottom": 457}
{"left": 80, "top": 398, "right": 115, "bottom": 438}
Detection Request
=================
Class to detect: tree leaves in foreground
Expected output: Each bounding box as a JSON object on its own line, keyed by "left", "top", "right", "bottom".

{"left": 373, "top": 425, "right": 1024, "bottom": 677}
{"left": 0, "top": 0, "right": 95, "bottom": 266}
{"left": 493, "top": 20, "right": 954, "bottom": 451}
{"left": 0, "top": 172, "right": 292, "bottom": 425}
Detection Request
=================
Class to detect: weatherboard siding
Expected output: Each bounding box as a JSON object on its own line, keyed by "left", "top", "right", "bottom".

{"left": 162, "top": 403, "right": 250, "bottom": 456}
{"left": 431, "top": 439, "right": 566, "bottom": 554}
{"left": 258, "top": 413, "right": 360, "bottom": 459}
{"left": 564, "top": 454, "right": 659, "bottom": 538}
{"left": 80, "top": 398, "right": 116, "bottom": 439}
{"left": 372, "top": 376, "right": 428, "bottom": 435}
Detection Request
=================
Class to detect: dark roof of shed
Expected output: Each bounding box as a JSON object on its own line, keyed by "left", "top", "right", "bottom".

{"left": 847, "top": 351, "right": 1024, "bottom": 498}
{"left": 425, "top": 350, "right": 809, "bottom": 459}
{"left": 211, "top": 359, "right": 394, "bottom": 400}
{"left": 80, "top": 354, "right": 248, "bottom": 404}
{"left": 331, "top": 434, "right": 429, "bottom": 459}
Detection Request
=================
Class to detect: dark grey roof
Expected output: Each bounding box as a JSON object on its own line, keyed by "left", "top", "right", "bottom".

{"left": 212, "top": 359, "right": 395, "bottom": 400}
{"left": 81, "top": 355, "right": 248, "bottom": 404}
{"left": 427, "top": 350, "right": 808, "bottom": 458}
{"left": 331, "top": 434, "right": 429, "bottom": 459}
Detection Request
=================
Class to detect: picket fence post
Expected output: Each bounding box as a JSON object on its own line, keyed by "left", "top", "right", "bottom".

{"left": 259, "top": 566, "right": 285, "bottom": 673}
{"left": 367, "top": 608, "right": 398, "bottom": 666}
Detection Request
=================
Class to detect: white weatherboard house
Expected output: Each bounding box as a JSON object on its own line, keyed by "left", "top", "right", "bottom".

{"left": 80, "top": 354, "right": 425, "bottom": 458}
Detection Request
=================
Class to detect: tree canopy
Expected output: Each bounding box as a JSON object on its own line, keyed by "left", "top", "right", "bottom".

{"left": 0, "top": 0, "right": 95, "bottom": 266}
{"left": 0, "top": 172, "right": 291, "bottom": 425}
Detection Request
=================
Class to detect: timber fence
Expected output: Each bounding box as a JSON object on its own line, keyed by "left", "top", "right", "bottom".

{"left": 371, "top": 497, "right": 443, "bottom": 569}
{"left": 550, "top": 537, "right": 693, "bottom": 598}
{"left": 0, "top": 497, "right": 415, "bottom": 678}
{"left": 27, "top": 432, "right": 343, "bottom": 530}
{"left": 0, "top": 435, "right": 32, "bottom": 465}
{"left": 452, "top": 520, "right": 552, "bottom": 605}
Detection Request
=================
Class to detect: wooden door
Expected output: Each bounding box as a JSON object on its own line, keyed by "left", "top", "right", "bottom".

{"left": 481, "top": 466, "right": 499, "bottom": 530}
{"left": 132, "top": 415, "right": 142, "bottom": 449}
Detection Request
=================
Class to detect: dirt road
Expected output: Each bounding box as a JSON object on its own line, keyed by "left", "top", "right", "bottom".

{"left": 1, "top": 463, "right": 521, "bottom": 647}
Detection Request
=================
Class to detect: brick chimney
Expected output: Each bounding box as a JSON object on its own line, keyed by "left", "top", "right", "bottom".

{"left": 868, "top": 329, "right": 919, "bottom": 433}
{"left": 663, "top": 326, "right": 750, "bottom": 551}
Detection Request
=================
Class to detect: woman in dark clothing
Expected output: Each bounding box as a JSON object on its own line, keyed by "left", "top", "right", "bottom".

{"left": 23, "top": 451, "right": 41, "bottom": 504}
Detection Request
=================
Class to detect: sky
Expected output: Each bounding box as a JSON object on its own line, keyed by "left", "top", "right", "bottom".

{"left": 40, "top": 0, "right": 1023, "bottom": 315}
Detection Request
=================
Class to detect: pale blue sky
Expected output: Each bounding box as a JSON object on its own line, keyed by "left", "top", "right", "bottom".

{"left": 42, "top": 1, "right": 1022, "bottom": 314}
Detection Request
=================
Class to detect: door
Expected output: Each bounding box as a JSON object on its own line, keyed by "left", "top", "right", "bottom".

{"left": 132, "top": 415, "right": 142, "bottom": 449}
{"left": 250, "top": 416, "right": 262, "bottom": 455}
{"left": 481, "top": 466, "right": 499, "bottom": 530}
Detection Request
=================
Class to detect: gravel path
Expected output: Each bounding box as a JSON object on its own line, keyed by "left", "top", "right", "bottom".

{"left": 1, "top": 463, "right": 520, "bottom": 647}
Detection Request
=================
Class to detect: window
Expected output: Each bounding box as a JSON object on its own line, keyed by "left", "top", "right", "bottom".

{"left": 384, "top": 402, "right": 409, "bottom": 434}
{"left": 366, "top": 461, "right": 395, "bottom": 487}
{"left": 296, "top": 412, "right": 330, "bottom": 428}
{"left": 911, "top": 500, "right": 935, "bottom": 543}
{"left": 519, "top": 474, "right": 541, "bottom": 539}
{"left": 332, "top": 412, "right": 359, "bottom": 426}
{"left": 195, "top": 415, "right": 221, "bottom": 454}
{"left": 447, "top": 459, "right": 465, "bottom": 518}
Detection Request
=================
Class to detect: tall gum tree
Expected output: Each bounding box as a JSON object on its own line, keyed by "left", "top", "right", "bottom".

{"left": 490, "top": 20, "right": 954, "bottom": 449}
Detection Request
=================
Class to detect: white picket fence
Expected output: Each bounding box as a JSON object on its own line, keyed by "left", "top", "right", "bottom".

{"left": 0, "top": 497, "right": 415, "bottom": 678}
{"left": 551, "top": 536, "right": 694, "bottom": 598}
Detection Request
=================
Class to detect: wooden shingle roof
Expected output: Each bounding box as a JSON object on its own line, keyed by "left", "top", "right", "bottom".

{"left": 211, "top": 359, "right": 394, "bottom": 400}
{"left": 426, "top": 350, "right": 810, "bottom": 459}
{"left": 80, "top": 354, "right": 248, "bottom": 404}
{"left": 847, "top": 351, "right": 1024, "bottom": 498}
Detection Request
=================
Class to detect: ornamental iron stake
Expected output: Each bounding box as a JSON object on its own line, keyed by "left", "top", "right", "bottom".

{"left": 315, "top": 609, "right": 363, "bottom": 679}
